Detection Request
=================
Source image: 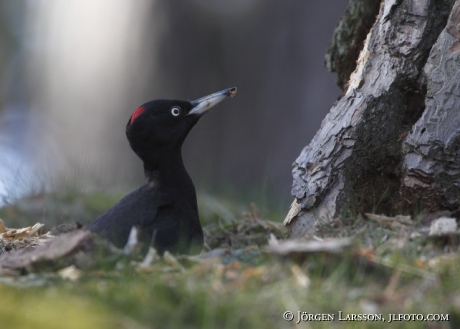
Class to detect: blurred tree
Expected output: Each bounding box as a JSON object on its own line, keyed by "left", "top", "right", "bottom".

{"left": 0, "top": 1, "right": 347, "bottom": 206}
{"left": 148, "top": 1, "right": 348, "bottom": 202}
{"left": 286, "top": 0, "right": 460, "bottom": 236}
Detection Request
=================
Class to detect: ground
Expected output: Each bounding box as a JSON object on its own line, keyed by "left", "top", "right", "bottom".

{"left": 0, "top": 190, "right": 458, "bottom": 329}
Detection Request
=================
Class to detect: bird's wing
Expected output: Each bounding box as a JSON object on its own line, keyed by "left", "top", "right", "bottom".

{"left": 88, "top": 185, "right": 172, "bottom": 248}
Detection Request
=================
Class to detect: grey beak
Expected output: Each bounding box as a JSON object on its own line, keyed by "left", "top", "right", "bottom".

{"left": 188, "top": 87, "right": 237, "bottom": 116}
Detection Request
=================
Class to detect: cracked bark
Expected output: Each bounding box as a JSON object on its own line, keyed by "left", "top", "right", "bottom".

{"left": 402, "top": 1, "right": 460, "bottom": 209}
{"left": 287, "top": 0, "right": 458, "bottom": 237}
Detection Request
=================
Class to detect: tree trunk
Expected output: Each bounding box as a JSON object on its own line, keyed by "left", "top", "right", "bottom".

{"left": 286, "top": 0, "right": 459, "bottom": 237}
{"left": 325, "top": 0, "right": 381, "bottom": 91}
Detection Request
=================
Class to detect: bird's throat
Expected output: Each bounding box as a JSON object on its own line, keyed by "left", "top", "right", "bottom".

{"left": 143, "top": 149, "right": 191, "bottom": 191}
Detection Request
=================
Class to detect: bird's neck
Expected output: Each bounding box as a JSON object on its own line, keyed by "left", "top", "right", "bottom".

{"left": 142, "top": 148, "right": 192, "bottom": 189}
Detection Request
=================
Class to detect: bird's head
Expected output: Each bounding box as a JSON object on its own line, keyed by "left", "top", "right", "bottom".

{"left": 126, "top": 87, "right": 237, "bottom": 163}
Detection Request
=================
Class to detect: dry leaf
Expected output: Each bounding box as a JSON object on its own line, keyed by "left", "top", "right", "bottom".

{"left": 163, "top": 251, "right": 184, "bottom": 271}
{"left": 137, "top": 247, "right": 159, "bottom": 270}
{"left": 266, "top": 234, "right": 352, "bottom": 255}
{"left": 58, "top": 265, "right": 81, "bottom": 281}
{"left": 290, "top": 264, "right": 310, "bottom": 289}
{"left": 0, "top": 221, "right": 54, "bottom": 255}
{"left": 0, "top": 229, "right": 90, "bottom": 273}
{"left": 365, "top": 213, "right": 413, "bottom": 228}
{"left": 123, "top": 226, "right": 140, "bottom": 255}
{"left": 429, "top": 217, "right": 457, "bottom": 236}
{"left": 241, "top": 266, "right": 265, "bottom": 280}
{"left": 427, "top": 254, "right": 459, "bottom": 269}
{"left": 1, "top": 222, "right": 45, "bottom": 241}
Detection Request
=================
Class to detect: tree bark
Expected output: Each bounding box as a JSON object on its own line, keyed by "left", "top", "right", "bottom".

{"left": 401, "top": 2, "right": 460, "bottom": 209}
{"left": 325, "top": 0, "right": 381, "bottom": 91}
{"left": 286, "top": 0, "right": 458, "bottom": 237}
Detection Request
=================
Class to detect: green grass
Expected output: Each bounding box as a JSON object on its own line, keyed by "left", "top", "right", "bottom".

{"left": 0, "top": 190, "right": 459, "bottom": 328}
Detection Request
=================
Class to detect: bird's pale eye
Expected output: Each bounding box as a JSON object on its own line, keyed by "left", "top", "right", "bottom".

{"left": 171, "top": 107, "right": 181, "bottom": 116}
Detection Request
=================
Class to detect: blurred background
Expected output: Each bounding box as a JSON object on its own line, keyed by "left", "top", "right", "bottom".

{"left": 0, "top": 0, "right": 347, "bottom": 213}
